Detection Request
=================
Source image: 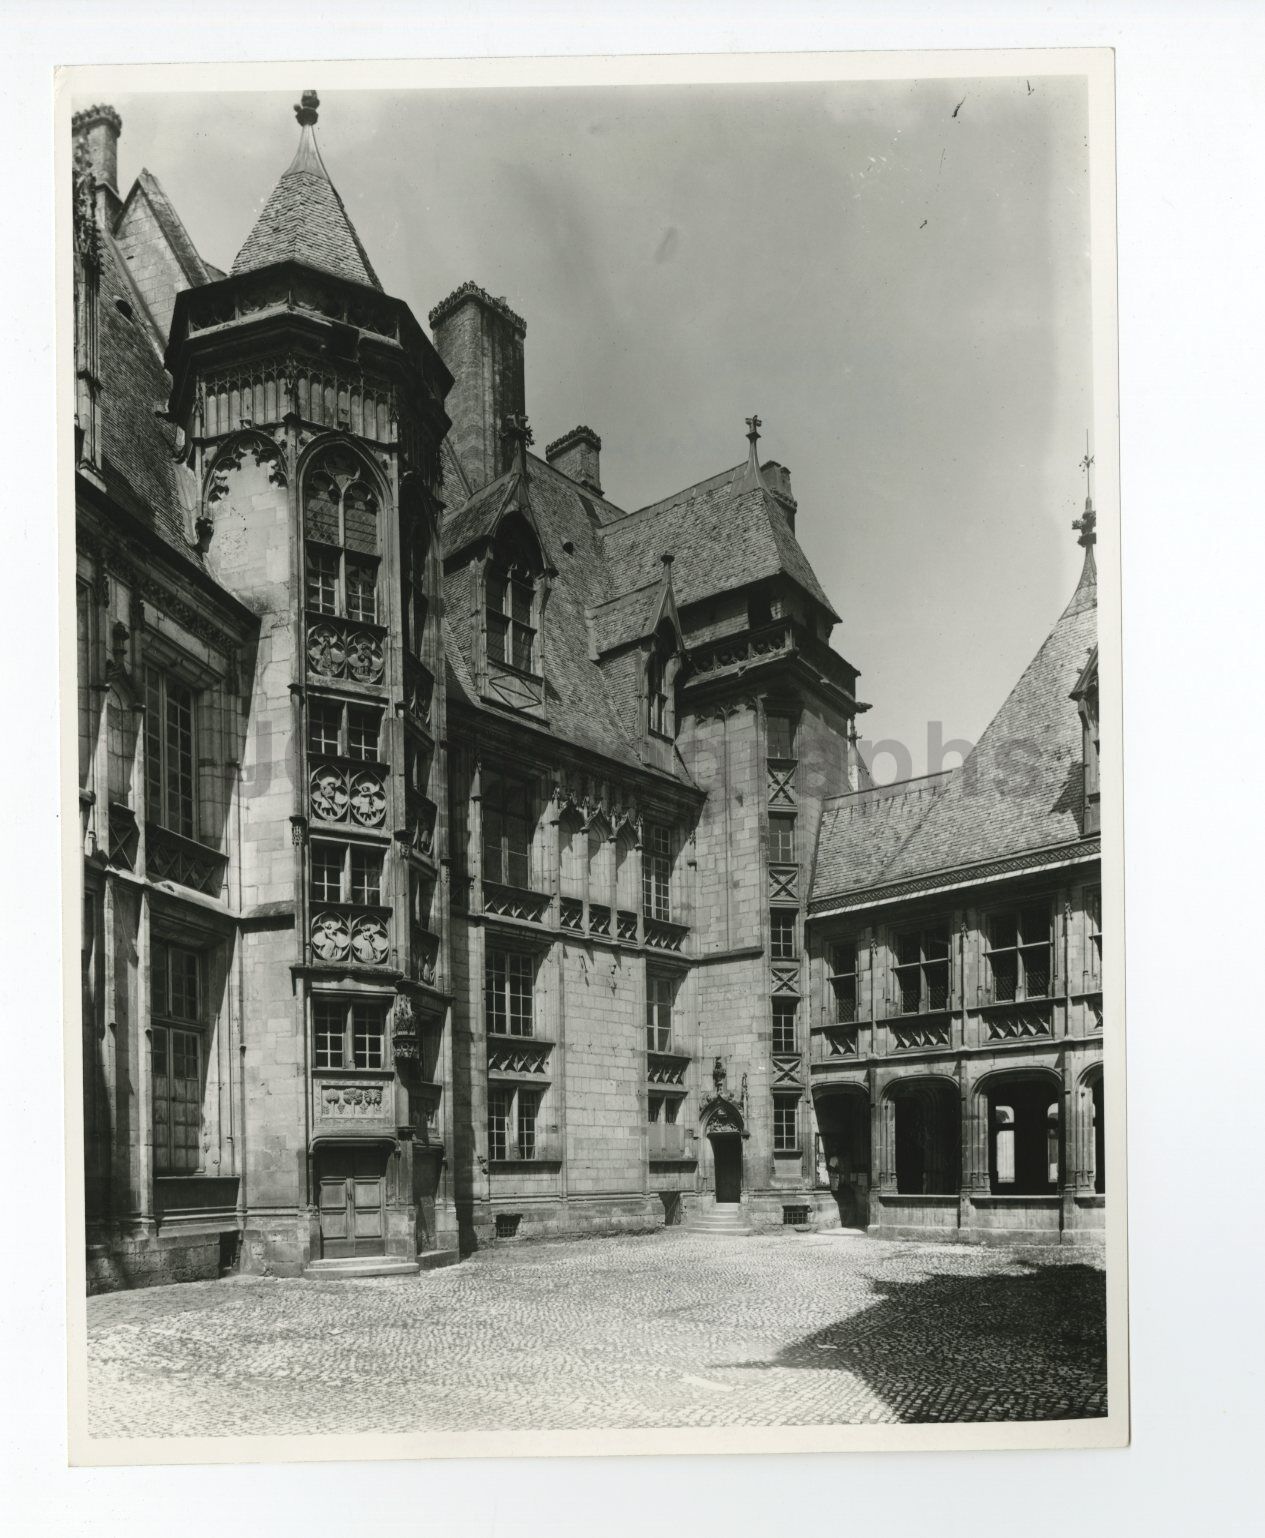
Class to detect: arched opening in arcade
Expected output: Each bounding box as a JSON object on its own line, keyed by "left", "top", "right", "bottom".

{"left": 812, "top": 1086, "right": 870, "bottom": 1228}
{"left": 888, "top": 1078, "right": 959, "bottom": 1196}
{"left": 983, "top": 1070, "right": 1062, "bottom": 1196}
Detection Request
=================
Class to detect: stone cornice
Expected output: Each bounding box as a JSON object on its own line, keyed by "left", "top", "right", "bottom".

{"left": 427, "top": 280, "right": 526, "bottom": 337}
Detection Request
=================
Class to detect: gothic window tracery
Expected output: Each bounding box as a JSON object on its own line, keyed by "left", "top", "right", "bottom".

{"left": 303, "top": 453, "right": 381, "bottom": 625}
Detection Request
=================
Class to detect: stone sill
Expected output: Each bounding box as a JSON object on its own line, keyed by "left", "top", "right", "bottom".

{"left": 878, "top": 1193, "right": 959, "bottom": 1205}
{"left": 969, "top": 1194, "right": 1061, "bottom": 1206}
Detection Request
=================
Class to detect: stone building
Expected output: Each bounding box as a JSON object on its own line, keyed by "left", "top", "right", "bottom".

{"left": 71, "top": 95, "right": 1101, "bottom": 1290}
{"left": 805, "top": 509, "right": 1102, "bottom": 1244}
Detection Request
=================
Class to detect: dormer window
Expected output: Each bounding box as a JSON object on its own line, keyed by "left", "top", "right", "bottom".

{"left": 485, "top": 518, "right": 541, "bottom": 678}
{"left": 645, "top": 621, "right": 680, "bottom": 740}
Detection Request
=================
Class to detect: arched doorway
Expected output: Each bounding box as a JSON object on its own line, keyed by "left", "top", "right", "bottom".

{"left": 710, "top": 1131, "right": 743, "bottom": 1203}
{"left": 700, "top": 1091, "right": 747, "bottom": 1204}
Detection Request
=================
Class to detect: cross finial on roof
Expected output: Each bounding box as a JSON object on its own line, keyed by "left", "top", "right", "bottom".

{"left": 295, "top": 90, "right": 320, "bottom": 127}
{"left": 746, "top": 414, "right": 762, "bottom": 446}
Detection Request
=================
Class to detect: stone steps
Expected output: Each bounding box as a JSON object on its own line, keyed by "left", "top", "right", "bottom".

{"left": 303, "top": 1256, "right": 421, "bottom": 1280}
{"left": 417, "top": 1248, "right": 461, "bottom": 1272}
{"left": 680, "top": 1204, "right": 754, "bottom": 1237}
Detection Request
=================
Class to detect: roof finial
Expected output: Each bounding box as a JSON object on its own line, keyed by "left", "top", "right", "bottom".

{"left": 734, "top": 413, "right": 769, "bottom": 495}
{"left": 501, "top": 413, "right": 534, "bottom": 476}
{"left": 295, "top": 90, "right": 320, "bottom": 127}
{"left": 1073, "top": 431, "right": 1097, "bottom": 551}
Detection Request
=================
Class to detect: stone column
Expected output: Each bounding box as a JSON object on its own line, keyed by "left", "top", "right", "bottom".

{"left": 962, "top": 1069, "right": 991, "bottom": 1198}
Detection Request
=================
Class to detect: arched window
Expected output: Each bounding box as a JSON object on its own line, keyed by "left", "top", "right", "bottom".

{"left": 485, "top": 518, "right": 541, "bottom": 676}
{"left": 646, "top": 621, "right": 678, "bottom": 738}
{"left": 303, "top": 452, "right": 380, "bottom": 624}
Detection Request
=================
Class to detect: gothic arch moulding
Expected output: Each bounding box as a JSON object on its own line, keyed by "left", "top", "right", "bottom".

{"left": 203, "top": 428, "right": 289, "bottom": 510}
{"left": 699, "top": 1057, "right": 749, "bottom": 1137}
{"left": 879, "top": 1071, "right": 958, "bottom": 1104}
{"left": 969, "top": 1062, "right": 1063, "bottom": 1102}
{"left": 296, "top": 432, "right": 392, "bottom": 507}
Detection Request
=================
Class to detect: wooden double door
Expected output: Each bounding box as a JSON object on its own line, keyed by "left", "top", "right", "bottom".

{"left": 317, "top": 1145, "right": 387, "bottom": 1258}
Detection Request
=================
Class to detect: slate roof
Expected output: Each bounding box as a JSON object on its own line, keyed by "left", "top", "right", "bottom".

{"left": 586, "top": 581, "right": 665, "bottom": 656}
{"left": 231, "top": 123, "right": 383, "bottom": 291}
{"left": 812, "top": 773, "right": 955, "bottom": 897}
{"left": 442, "top": 472, "right": 520, "bottom": 561}
{"left": 599, "top": 462, "right": 838, "bottom": 620}
{"left": 94, "top": 230, "right": 204, "bottom": 569}
{"left": 810, "top": 552, "right": 1099, "bottom": 906}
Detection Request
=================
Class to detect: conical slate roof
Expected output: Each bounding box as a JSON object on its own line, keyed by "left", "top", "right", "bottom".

{"left": 231, "top": 95, "right": 382, "bottom": 290}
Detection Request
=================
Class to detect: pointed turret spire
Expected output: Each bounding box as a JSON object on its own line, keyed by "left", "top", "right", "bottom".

{"left": 231, "top": 89, "right": 383, "bottom": 290}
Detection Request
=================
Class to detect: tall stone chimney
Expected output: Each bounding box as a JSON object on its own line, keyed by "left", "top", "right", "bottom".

{"left": 762, "top": 460, "right": 797, "bottom": 534}
{"left": 72, "top": 104, "right": 122, "bottom": 206}
{"left": 545, "top": 426, "right": 602, "bottom": 496}
{"left": 428, "top": 282, "right": 526, "bottom": 492}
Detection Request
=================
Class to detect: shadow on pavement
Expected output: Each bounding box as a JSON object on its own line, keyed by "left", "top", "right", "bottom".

{"left": 724, "top": 1258, "right": 1107, "bottom": 1422}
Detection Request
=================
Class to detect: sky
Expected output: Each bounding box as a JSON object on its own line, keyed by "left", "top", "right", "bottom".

{"left": 98, "top": 77, "right": 1092, "bottom": 778}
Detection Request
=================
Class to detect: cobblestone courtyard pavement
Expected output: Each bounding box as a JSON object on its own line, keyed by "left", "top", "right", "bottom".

{"left": 86, "top": 1231, "right": 1107, "bottom": 1437}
